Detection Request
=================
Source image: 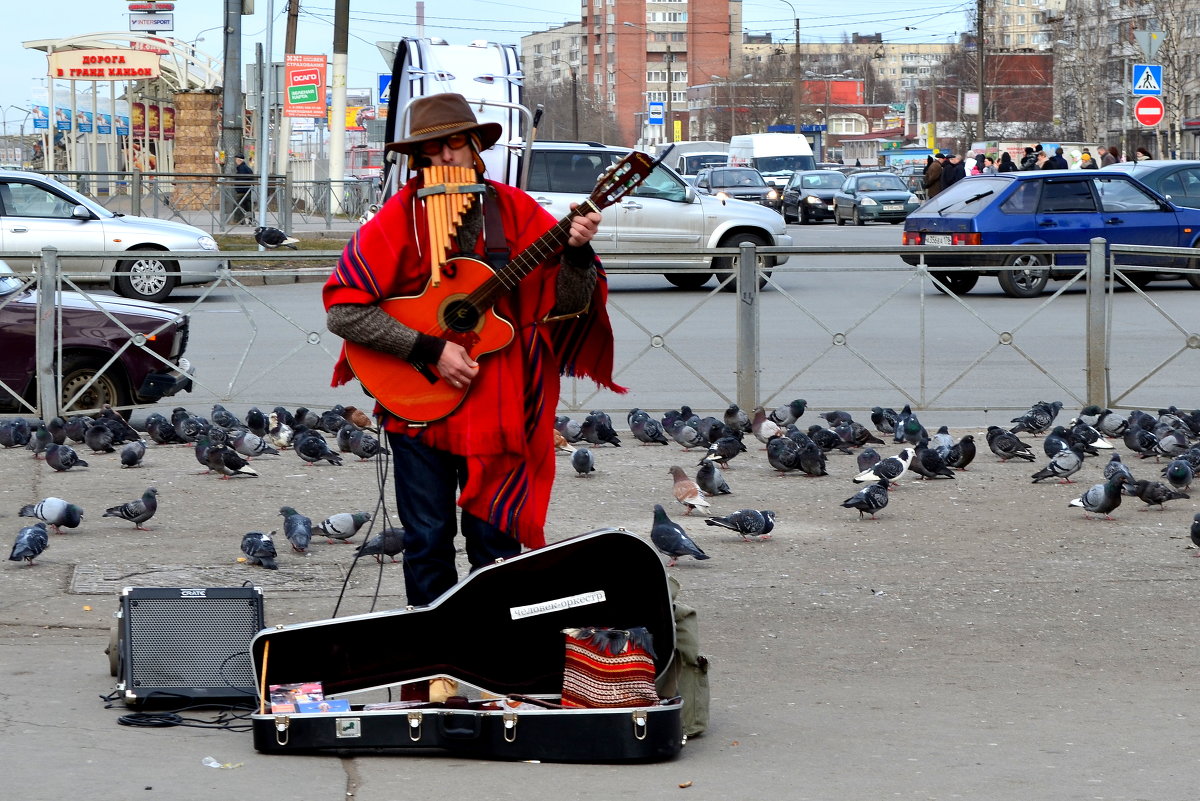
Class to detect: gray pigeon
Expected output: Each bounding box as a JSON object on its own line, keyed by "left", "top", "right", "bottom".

{"left": 103, "top": 487, "right": 159, "bottom": 530}
{"left": 318, "top": 511, "right": 372, "bottom": 544}
{"left": 571, "top": 446, "right": 595, "bottom": 477}
{"left": 766, "top": 434, "right": 803, "bottom": 473}
{"left": 704, "top": 508, "right": 774, "bottom": 541}
{"left": 1191, "top": 513, "right": 1200, "bottom": 556}
{"left": 1030, "top": 443, "right": 1085, "bottom": 484}
{"left": 10, "top": 523, "right": 49, "bottom": 565}
{"left": 650, "top": 504, "right": 710, "bottom": 567}
{"left": 280, "top": 506, "right": 313, "bottom": 553}
{"left": 233, "top": 429, "right": 280, "bottom": 459}
{"left": 630, "top": 413, "right": 669, "bottom": 445}
{"left": 1011, "top": 400, "right": 1063, "bottom": 436}
{"left": 19, "top": 497, "right": 83, "bottom": 533}
{"left": 695, "top": 460, "right": 731, "bottom": 496}
{"left": 0, "top": 418, "right": 32, "bottom": 448}
{"left": 769, "top": 399, "right": 807, "bottom": 428}
{"left": 985, "top": 426, "right": 1036, "bottom": 462}
{"left": 946, "top": 435, "right": 977, "bottom": 470}
{"left": 1122, "top": 479, "right": 1189, "bottom": 511}
{"left": 842, "top": 478, "right": 891, "bottom": 520}
{"left": 356, "top": 527, "right": 404, "bottom": 563}
{"left": 1068, "top": 476, "right": 1124, "bottom": 519}
{"left": 336, "top": 423, "right": 357, "bottom": 453}
{"left": 930, "top": 425, "right": 954, "bottom": 458}
{"left": 207, "top": 445, "right": 258, "bottom": 479}
{"left": 120, "top": 439, "right": 147, "bottom": 468}
{"left": 241, "top": 531, "right": 279, "bottom": 570}
{"left": 853, "top": 448, "right": 914, "bottom": 484}
{"left": 45, "top": 443, "right": 88, "bottom": 472}
{"left": 1163, "top": 458, "right": 1194, "bottom": 491}
{"left": 554, "top": 415, "right": 583, "bottom": 443}
{"left": 1103, "top": 452, "right": 1134, "bottom": 483}
{"left": 28, "top": 424, "right": 52, "bottom": 458}
{"left": 348, "top": 428, "right": 385, "bottom": 461}
{"left": 856, "top": 447, "right": 882, "bottom": 473}
{"left": 666, "top": 417, "right": 706, "bottom": 450}
{"left": 723, "top": 404, "right": 752, "bottom": 434}
{"left": 295, "top": 430, "right": 343, "bottom": 466}
{"left": 210, "top": 404, "right": 240, "bottom": 430}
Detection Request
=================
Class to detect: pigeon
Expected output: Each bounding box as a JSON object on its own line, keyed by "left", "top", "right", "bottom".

{"left": 44, "top": 443, "right": 88, "bottom": 471}
{"left": 807, "top": 424, "right": 854, "bottom": 455}
{"left": 119, "top": 439, "right": 147, "bottom": 468}
{"left": 701, "top": 435, "right": 746, "bottom": 467}
{"left": 335, "top": 423, "right": 356, "bottom": 453}
{"left": 245, "top": 407, "right": 269, "bottom": 437}
{"left": 696, "top": 460, "right": 731, "bottom": 496}
{"left": 945, "top": 435, "right": 977, "bottom": 470}
{"left": 207, "top": 444, "right": 259, "bottom": 479}
{"left": 145, "top": 413, "right": 185, "bottom": 445}
{"left": 797, "top": 441, "right": 829, "bottom": 477}
{"left": 1103, "top": 452, "right": 1135, "bottom": 483}
{"left": 1030, "top": 443, "right": 1085, "bottom": 484}
{"left": 233, "top": 429, "right": 279, "bottom": 459}
{"left": 632, "top": 415, "right": 669, "bottom": 445}
{"left": 318, "top": 511, "right": 372, "bottom": 544}
{"left": 103, "top": 487, "right": 159, "bottom": 530}
{"left": 295, "top": 430, "right": 343, "bottom": 466}
{"left": 571, "top": 447, "right": 595, "bottom": 477}
{"left": 554, "top": 415, "right": 583, "bottom": 443}
{"left": 853, "top": 448, "right": 914, "bottom": 484}
{"left": 894, "top": 405, "right": 927, "bottom": 445}
{"left": 254, "top": 225, "right": 299, "bottom": 249}
{"left": 356, "top": 527, "right": 404, "bottom": 563}
{"left": 342, "top": 405, "right": 374, "bottom": 429}
{"left": 581, "top": 412, "right": 621, "bottom": 447}
{"left": 1011, "top": 400, "right": 1063, "bottom": 436}
{"left": 820, "top": 410, "right": 854, "bottom": 427}
{"left": 669, "top": 465, "right": 710, "bottom": 515}
{"left": 704, "top": 508, "right": 775, "bottom": 541}
{"left": 769, "top": 398, "right": 807, "bottom": 428}
{"left": 842, "top": 478, "right": 891, "bottom": 520}
{"left": 848, "top": 421, "right": 885, "bottom": 448}
{"left": 1191, "top": 513, "right": 1200, "bottom": 557}
{"left": 870, "top": 406, "right": 899, "bottom": 435}
{"left": 0, "top": 418, "right": 33, "bottom": 448}
{"left": 320, "top": 408, "right": 349, "bottom": 435}
{"left": 210, "top": 403, "right": 240, "bottom": 430}
{"left": 1163, "top": 458, "right": 1194, "bottom": 492}
{"left": 1123, "top": 479, "right": 1189, "bottom": 511}
{"left": 930, "top": 426, "right": 954, "bottom": 458}
{"left": 267, "top": 412, "right": 294, "bottom": 450}
{"left": 293, "top": 407, "right": 321, "bottom": 430}
{"left": 553, "top": 429, "right": 576, "bottom": 452}
{"left": 766, "top": 434, "right": 803, "bottom": 474}
{"left": 241, "top": 531, "right": 279, "bottom": 569}
{"left": 667, "top": 417, "right": 706, "bottom": 450}
{"left": 28, "top": 424, "right": 52, "bottom": 458}
{"left": 1123, "top": 427, "right": 1160, "bottom": 459}
{"left": 856, "top": 447, "right": 882, "bottom": 473}
{"left": 19, "top": 497, "right": 83, "bottom": 533}
{"left": 752, "top": 405, "right": 785, "bottom": 445}
{"left": 348, "top": 428, "right": 385, "bottom": 461}
{"left": 1042, "top": 426, "right": 1072, "bottom": 459}
{"left": 909, "top": 441, "right": 955, "bottom": 480}
{"left": 650, "top": 504, "right": 709, "bottom": 567}
{"left": 985, "top": 426, "right": 1035, "bottom": 462}
{"left": 1068, "top": 476, "right": 1124, "bottom": 520}
{"left": 280, "top": 506, "right": 313, "bottom": 553}
{"left": 45, "top": 416, "right": 68, "bottom": 445}
{"left": 1154, "top": 428, "right": 1190, "bottom": 460}
{"left": 723, "top": 404, "right": 753, "bottom": 434}
{"left": 10, "top": 523, "right": 49, "bottom": 565}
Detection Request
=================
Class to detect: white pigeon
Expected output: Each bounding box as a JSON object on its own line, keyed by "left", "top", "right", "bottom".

{"left": 853, "top": 447, "right": 915, "bottom": 484}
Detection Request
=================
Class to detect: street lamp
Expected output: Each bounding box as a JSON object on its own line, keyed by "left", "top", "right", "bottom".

{"left": 774, "top": 0, "right": 802, "bottom": 132}
{"left": 624, "top": 21, "right": 675, "bottom": 146}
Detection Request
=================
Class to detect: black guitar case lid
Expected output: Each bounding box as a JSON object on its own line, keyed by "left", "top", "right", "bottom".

{"left": 250, "top": 528, "right": 675, "bottom": 698}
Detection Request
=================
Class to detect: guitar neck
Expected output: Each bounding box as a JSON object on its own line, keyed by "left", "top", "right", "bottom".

{"left": 474, "top": 199, "right": 599, "bottom": 309}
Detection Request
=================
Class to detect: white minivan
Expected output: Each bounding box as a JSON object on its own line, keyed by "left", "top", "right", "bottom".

{"left": 728, "top": 134, "right": 817, "bottom": 190}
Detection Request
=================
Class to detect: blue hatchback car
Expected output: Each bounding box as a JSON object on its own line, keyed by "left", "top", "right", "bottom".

{"left": 901, "top": 170, "right": 1200, "bottom": 297}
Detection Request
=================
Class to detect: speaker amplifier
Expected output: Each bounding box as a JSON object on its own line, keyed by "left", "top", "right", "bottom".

{"left": 114, "top": 586, "right": 265, "bottom": 708}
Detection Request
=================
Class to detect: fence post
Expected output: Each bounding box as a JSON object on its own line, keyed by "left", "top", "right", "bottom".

{"left": 35, "top": 247, "right": 60, "bottom": 419}
{"left": 1085, "top": 237, "right": 1108, "bottom": 408}
{"left": 736, "top": 242, "right": 760, "bottom": 413}
{"left": 131, "top": 169, "right": 142, "bottom": 217}
{"left": 282, "top": 167, "right": 293, "bottom": 234}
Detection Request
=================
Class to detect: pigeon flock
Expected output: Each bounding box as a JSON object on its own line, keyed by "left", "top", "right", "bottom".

{"left": 6, "top": 403, "right": 380, "bottom": 568}
{"left": 550, "top": 399, "right": 1200, "bottom": 569}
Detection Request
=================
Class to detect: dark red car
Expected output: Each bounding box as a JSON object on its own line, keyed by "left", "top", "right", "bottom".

{"left": 0, "top": 262, "right": 193, "bottom": 414}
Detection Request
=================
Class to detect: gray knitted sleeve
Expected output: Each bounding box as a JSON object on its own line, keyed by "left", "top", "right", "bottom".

{"left": 326, "top": 303, "right": 419, "bottom": 359}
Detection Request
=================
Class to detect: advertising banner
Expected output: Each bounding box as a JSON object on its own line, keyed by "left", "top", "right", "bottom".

{"left": 162, "top": 106, "right": 175, "bottom": 140}
{"left": 283, "top": 54, "right": 327, "bottom": 118}
{"left": 131, "top": 102, "right": 146, "bottom": 136}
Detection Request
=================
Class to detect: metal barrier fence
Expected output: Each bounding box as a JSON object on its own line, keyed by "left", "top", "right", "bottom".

{"left": 5, "top": 240, "right": 1198, "bottom": 421}
{"left": 32, "top": 169, "right": 378, "bottom": 234}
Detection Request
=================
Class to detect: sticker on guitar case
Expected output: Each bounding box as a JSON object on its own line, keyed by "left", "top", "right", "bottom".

{"left": 509, "top": 590, "right": 607, "bottom": 620}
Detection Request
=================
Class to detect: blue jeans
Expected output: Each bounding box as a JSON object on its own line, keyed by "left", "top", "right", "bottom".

{"left": 387, "top": 431, "right": 521, "bottom": 606}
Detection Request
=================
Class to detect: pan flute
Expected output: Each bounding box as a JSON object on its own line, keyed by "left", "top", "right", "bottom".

{"left": 417, "top": 165, "right": 485, "bottom": 286}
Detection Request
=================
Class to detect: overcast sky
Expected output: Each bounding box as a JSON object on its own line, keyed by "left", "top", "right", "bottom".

{"left": 2, "top": 0, "right": 971, "bottom": 133}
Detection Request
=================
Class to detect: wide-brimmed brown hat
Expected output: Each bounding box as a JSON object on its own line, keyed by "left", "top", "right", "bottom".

{"left": 385, "top": 93, "right": 503, "bottom": 155}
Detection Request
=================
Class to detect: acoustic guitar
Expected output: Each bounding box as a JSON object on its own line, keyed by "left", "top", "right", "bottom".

{"left": 345, "top": 150, "right": 659, "bottom": 424}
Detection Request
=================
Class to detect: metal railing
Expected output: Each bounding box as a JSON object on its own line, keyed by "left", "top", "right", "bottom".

{"left": 6, "top": 239, "right": 1198, "bottom": 420}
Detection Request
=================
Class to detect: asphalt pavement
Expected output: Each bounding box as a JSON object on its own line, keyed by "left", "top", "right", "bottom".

{"left": 4, "top": 411, "right": 1199, "bottom": 800}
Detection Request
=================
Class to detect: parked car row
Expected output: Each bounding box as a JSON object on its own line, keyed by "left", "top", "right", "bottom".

{"left": 779, "top": 169, "right": 921, "bottom": 226}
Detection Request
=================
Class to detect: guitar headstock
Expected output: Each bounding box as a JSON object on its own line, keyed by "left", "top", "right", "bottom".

{"left": 587, "top": 151, "right": 659, "bottom": 211}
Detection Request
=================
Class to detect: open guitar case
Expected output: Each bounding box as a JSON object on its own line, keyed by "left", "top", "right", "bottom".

{"left": 249, "top": 529, "right": 684, "bottom": 762}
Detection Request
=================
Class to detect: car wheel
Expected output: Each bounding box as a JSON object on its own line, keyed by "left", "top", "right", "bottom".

{"left": 930, "top": 271, "right": 979, "bottom": 295}
{"left": 889, "top": 219, "right": 902, "bottom": 224}
{"left": 782, "top": 204, "right": 796, "bottom": 224}
{"left": 1121, "top": 270, "right": 1154, "bottom": 290}
{"left": 834, "top": 206, "right": 845, "bottom": 226}
{"left": 997, "top": 254, "right": 1051, "bottom": 298}
{"left": 713, "top": 232, "right": 773, "bottom": 293}
{"left": 798, "top": 207, "right": 810, "bottom": 225}
{"left": 60, "top": 354, "right": 132, "bottom": 414}
{"left": 853, "top": 207, "right": 865, "bottom": 226}
{"left": 115, "top": 251, "right": 179, "bottom": 303}
{"left": 664, "top": 271, "right": 712, "bottom": 290}
{"left": 1187, "top": 271, "right": 1200, "bottom": 290}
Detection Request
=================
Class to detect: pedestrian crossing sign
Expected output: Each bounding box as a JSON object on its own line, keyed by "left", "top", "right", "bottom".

{"left": 1132, "top": 64, "right": 1162, "bottom": 96}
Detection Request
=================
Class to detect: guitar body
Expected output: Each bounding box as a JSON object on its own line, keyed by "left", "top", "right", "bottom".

{"left": 344, "top": 255, "right": 515, "bottom": 423}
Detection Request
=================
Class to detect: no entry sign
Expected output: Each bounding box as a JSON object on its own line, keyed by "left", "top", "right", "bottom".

{"left": 1134, "top": 95, "right": 1165, "bottom": 127}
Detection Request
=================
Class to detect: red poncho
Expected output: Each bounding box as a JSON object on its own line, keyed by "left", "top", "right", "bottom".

{"left": 323, "top": 178, "right": 624, "bottom": 549}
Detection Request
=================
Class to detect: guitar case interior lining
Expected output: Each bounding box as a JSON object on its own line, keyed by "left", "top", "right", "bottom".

{"left": 249, "top": 529, "right": 684, "bottom": 762}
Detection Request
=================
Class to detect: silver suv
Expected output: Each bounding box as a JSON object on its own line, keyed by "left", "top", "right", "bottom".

{"left": 524, "top": 141, "right": 791, "bottom": 290}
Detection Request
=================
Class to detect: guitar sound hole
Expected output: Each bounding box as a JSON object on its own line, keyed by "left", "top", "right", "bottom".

{"left": 442, "top": 299, "right": 480, "bottom": 333}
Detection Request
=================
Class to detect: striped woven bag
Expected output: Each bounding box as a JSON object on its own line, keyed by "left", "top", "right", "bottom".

{"left": 560, "top": 626, "right": 659, "bottom": 709}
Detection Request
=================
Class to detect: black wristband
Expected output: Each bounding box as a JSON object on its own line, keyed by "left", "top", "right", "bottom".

{"left": 410, "top": 332, "right": 447, "bottom": 366}
{"left": 561, "top": 243, "right": 596, "bottom": 270}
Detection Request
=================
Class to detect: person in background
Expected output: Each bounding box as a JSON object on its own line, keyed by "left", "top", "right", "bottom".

{"left": 983, "top": 155, "right": 998, "bottom": 174}
{"left": 1136, "top": 146, "right": 1153, "bottom": 161}
{"left": 1035, "top": 150, "right": 1049, "bottom": 169}
{"left": 997, "top": 152, "right": 1017, "bottom": 172}
{"left": 1043, "top": 147, "right": 1068, "bottom": 169}
{"left": 970, "top": 153, "right": 986, "bottom": 175}
{"left": 1080, "top": 151, "right": 1098, "bottom": 169}
{"left": 923, "top": 152, "right": 946, "bottom": 198}
{"left": 233, "top": 154, "right": 254, "bottom": 225}
{"left": 323, "top": 93, "right": 622, "bottom": 610}
{"left": 942, "top": 153, "right": 966, "bottom": 188}
{"left": 1108, "top": 145, "right": 1123, "bottom": 163}
{"left": 1019, "top": 147, "right": 1038, "bottom": 170}
{"left": 1098, "top": 145, "right": 1116, "bottom": 167}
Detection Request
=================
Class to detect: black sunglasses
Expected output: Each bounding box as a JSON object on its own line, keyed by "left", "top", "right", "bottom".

{"left": 417, "top": 133, "right": 470, "bottom": 157}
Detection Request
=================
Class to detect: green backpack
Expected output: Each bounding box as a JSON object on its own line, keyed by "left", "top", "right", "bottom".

{"left": 655, "top": 575, "right": 710, "bottom": 737}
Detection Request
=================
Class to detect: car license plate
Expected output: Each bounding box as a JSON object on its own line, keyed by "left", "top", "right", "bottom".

{"left": 925, "top": 234, "right": 952, "bottom": 245}
{"left": 884, "top": 204, "right": 904, "bottom": 211}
